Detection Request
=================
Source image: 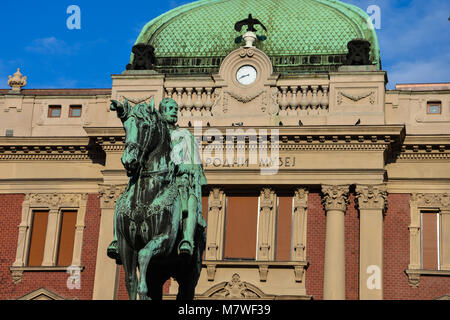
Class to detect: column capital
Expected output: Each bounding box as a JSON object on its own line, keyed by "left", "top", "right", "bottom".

{"left": 321, "top": 185, "right": 350, "bottom": 212}
{"left": 293, "top": 188, "right": 308, "bottom": 210}
{"left": 98, "top": 184, "right": 126, "bottom": 209}
{"left": 355, "top": 184, "right": 388, "bottom": 212}
{"left": 209, "top": 188, "right": 224, "bottom": 211}
{"left": 260, "top": 188, "right": 275, "bottom": 210}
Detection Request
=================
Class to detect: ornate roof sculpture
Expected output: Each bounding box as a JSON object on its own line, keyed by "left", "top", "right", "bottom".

{"left": 132, "top": 0, "right": 380, "bottom": 74}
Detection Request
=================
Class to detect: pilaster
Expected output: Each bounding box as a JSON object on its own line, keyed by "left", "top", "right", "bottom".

{"left": 92, "top": 184, "right": 126, "bottom": 300}
{"left": 292, "top": 188, "right": 308, "bottom": 262}
{"left": 257, "top": 188, "right": 277, "bottom": 261}
{"left": 205, "top": 188, "right": 226, "bottom": 261}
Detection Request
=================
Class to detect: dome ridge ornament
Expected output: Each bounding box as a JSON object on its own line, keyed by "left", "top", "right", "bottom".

{"left": 234, "top": 14, "right": 267, "bottom": 48}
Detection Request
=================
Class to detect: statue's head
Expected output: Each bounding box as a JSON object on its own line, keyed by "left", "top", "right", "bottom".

{"left": 159, "top": 98, "right": 179, "bottom": 125}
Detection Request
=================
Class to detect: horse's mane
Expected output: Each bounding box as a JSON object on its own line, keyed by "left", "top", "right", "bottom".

{"left": 128, "top": 103, "right": 160, "bottom": 124}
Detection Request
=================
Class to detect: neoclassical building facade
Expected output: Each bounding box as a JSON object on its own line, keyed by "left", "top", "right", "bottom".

{"left": 0, "top": 0, "right": 449, "bottom": 300}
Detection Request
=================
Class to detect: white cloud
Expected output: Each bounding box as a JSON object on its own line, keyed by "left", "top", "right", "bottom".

{"left": 25, "top": 37, "right": 79, "bottom": 55}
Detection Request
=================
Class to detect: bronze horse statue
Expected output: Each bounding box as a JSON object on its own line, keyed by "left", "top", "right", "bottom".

{"left": 109, "top": 98, "right": 206, "bottom": 300}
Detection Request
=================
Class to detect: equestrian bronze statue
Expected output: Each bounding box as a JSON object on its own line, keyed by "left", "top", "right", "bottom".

{"left": 107, "top": 97, "right": 207, "bottom": 300}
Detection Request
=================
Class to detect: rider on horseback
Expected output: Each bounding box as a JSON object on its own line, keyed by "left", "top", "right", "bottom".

{"left": 161, "top": 98, "right": 207, "bottom": 257}
{"left": 107, "top": 98, "right": 206, "bottom": 262}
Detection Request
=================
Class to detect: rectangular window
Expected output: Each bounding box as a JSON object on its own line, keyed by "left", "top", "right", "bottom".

{"left": 427, "top": 102, "right": 441, "bottom": 114}
{"left": 28, "top": 211, "right": 49, "bottom": 267}
{"left": 223, "top": 196, "right": 259, "bottom": 260}
{"left": 276, "top": 196, "right": 293, "bottom": 261}
{"left": 421, "top": 211, "right": 440, "bottom": 270}
{"left": 48, "top": 105, "right": 62, "bottom": 118}
{"left": 56, "top": 210, "right": 77, "bottom": 266}
{"left": 69, "top": 105, "right": 82, "bottom": 117}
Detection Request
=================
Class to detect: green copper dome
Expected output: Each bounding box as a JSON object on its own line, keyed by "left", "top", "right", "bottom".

{"left": 134, "top": 0, "right": 381, "bottom": 74}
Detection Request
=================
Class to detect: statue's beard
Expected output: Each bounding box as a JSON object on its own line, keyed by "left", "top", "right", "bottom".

{"left": 165, "top": 115, "right": 178, "bottom": 124}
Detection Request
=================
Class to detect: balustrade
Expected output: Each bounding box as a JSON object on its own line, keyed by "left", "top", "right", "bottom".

{"left": 277, "top": 84, "right": 330, "bottom": 116}
{"left": 165, "top": 86, "right": 215, "bottom": 117}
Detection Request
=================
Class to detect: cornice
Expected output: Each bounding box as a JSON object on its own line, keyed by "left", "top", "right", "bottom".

{"left": 0, "top": 137, "right": 89, "bottom": 146}
{"left": 396, "top": 135, "right": 450, "bottom": 161}
{"left": 0, "top": 145, "right": 97, "bottom": 161}
{"left": 84, "top": 127, "right": 125, "bottom": 137}
{"left": 190, "top": 125, "right": 406, "bottom": 137}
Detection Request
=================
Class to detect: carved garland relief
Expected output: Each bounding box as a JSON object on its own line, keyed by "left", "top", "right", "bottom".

{"left": 337, "top": 90, "right": 376, "bottom": 105}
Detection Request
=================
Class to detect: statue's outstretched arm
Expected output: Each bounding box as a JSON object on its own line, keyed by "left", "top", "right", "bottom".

{"left": 110, "top": 98, "right": 130, "bottom": 122}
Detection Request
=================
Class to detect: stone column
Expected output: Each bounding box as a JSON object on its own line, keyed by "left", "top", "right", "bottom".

{"left": 356, "top": 185, "right": 387, "bottom": 300}
{"left": 257, "top": 188, "right": 277, "bottom": 261}
{"left": 92, "top": 184, "right": 125, "bottom": 300}
{"left": 205, "top": 188, "right": 226, "bottom": 261}
{"left": 321, "top": 185, "right": 350, "bottom": 300}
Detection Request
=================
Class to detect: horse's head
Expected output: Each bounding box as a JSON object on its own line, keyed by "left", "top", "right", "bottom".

{"left": 121, "top": 99, "right": 157, "bottom": 176}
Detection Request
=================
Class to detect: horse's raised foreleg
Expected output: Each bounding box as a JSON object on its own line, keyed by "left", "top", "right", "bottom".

{"left": 118, "top": 236, "right": 138, "bottom": 300}
{"left": 137, "top": 234, "right": 169, "bottom": 299}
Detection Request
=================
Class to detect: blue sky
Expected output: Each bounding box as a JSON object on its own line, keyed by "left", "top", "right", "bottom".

{"left": 0, "top": 0, "right": 448, "bottom": 90}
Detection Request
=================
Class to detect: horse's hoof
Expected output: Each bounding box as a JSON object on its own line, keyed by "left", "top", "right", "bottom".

{"left": 107, "top": 241, "right": 122, "bottom": 265}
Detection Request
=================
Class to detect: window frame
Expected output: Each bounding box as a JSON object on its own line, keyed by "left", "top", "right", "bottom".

{"left": 12, "top": 194, "right": 88, "bottom": 272}
{"left": 427, "top": 101, "right": 442, "bottom": 115}
{"left": 56, "top": 209, "right": 78, "bottom": 267}
{"left": 407, "top": 193, "right": 450, "bottom": 287}
{"left": 69, "top": 105, "right": 82, "bottom": 118}
{"left": 48, "top": 105, "right": 62, "bottom": 118}
{"left": 27, "top": 210, "right": 49, "bottom": 267}
{"left": 420, "top": 210, "right": 441, "bottom": 270}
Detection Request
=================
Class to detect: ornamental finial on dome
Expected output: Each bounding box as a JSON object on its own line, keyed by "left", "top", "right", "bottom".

{"left": 8, "top": 68, "right": 27, "bottom": 92}
{"left": 234, "top": 14, "right": 267, "bottom": 48}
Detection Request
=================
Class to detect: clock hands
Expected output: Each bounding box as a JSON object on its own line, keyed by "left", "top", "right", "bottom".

{"left": 239, "top": 74, "right": 250, "bottom": 80}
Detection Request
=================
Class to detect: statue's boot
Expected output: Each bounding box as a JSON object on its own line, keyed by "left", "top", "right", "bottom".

{"left": 107, "top": 240, "right": 123, "bottom": 265}
{"left": 178, "top": 211, "right": 196, "bottom": 257}
{"left": 178, "top": 239, "right": 193, "bottom": 256}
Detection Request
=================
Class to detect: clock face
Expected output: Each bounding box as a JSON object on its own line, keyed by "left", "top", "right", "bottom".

{"left": 236, "top": 65, "right": 257, "bottom": 85}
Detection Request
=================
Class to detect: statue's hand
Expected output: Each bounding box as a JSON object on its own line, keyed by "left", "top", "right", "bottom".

{"left": 110, "top": 99, "right": 122, "bottom": 112}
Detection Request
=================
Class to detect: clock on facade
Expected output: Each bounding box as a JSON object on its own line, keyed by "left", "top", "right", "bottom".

{"left": 236, "top": 65, "right": 257, "bottom": 85}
